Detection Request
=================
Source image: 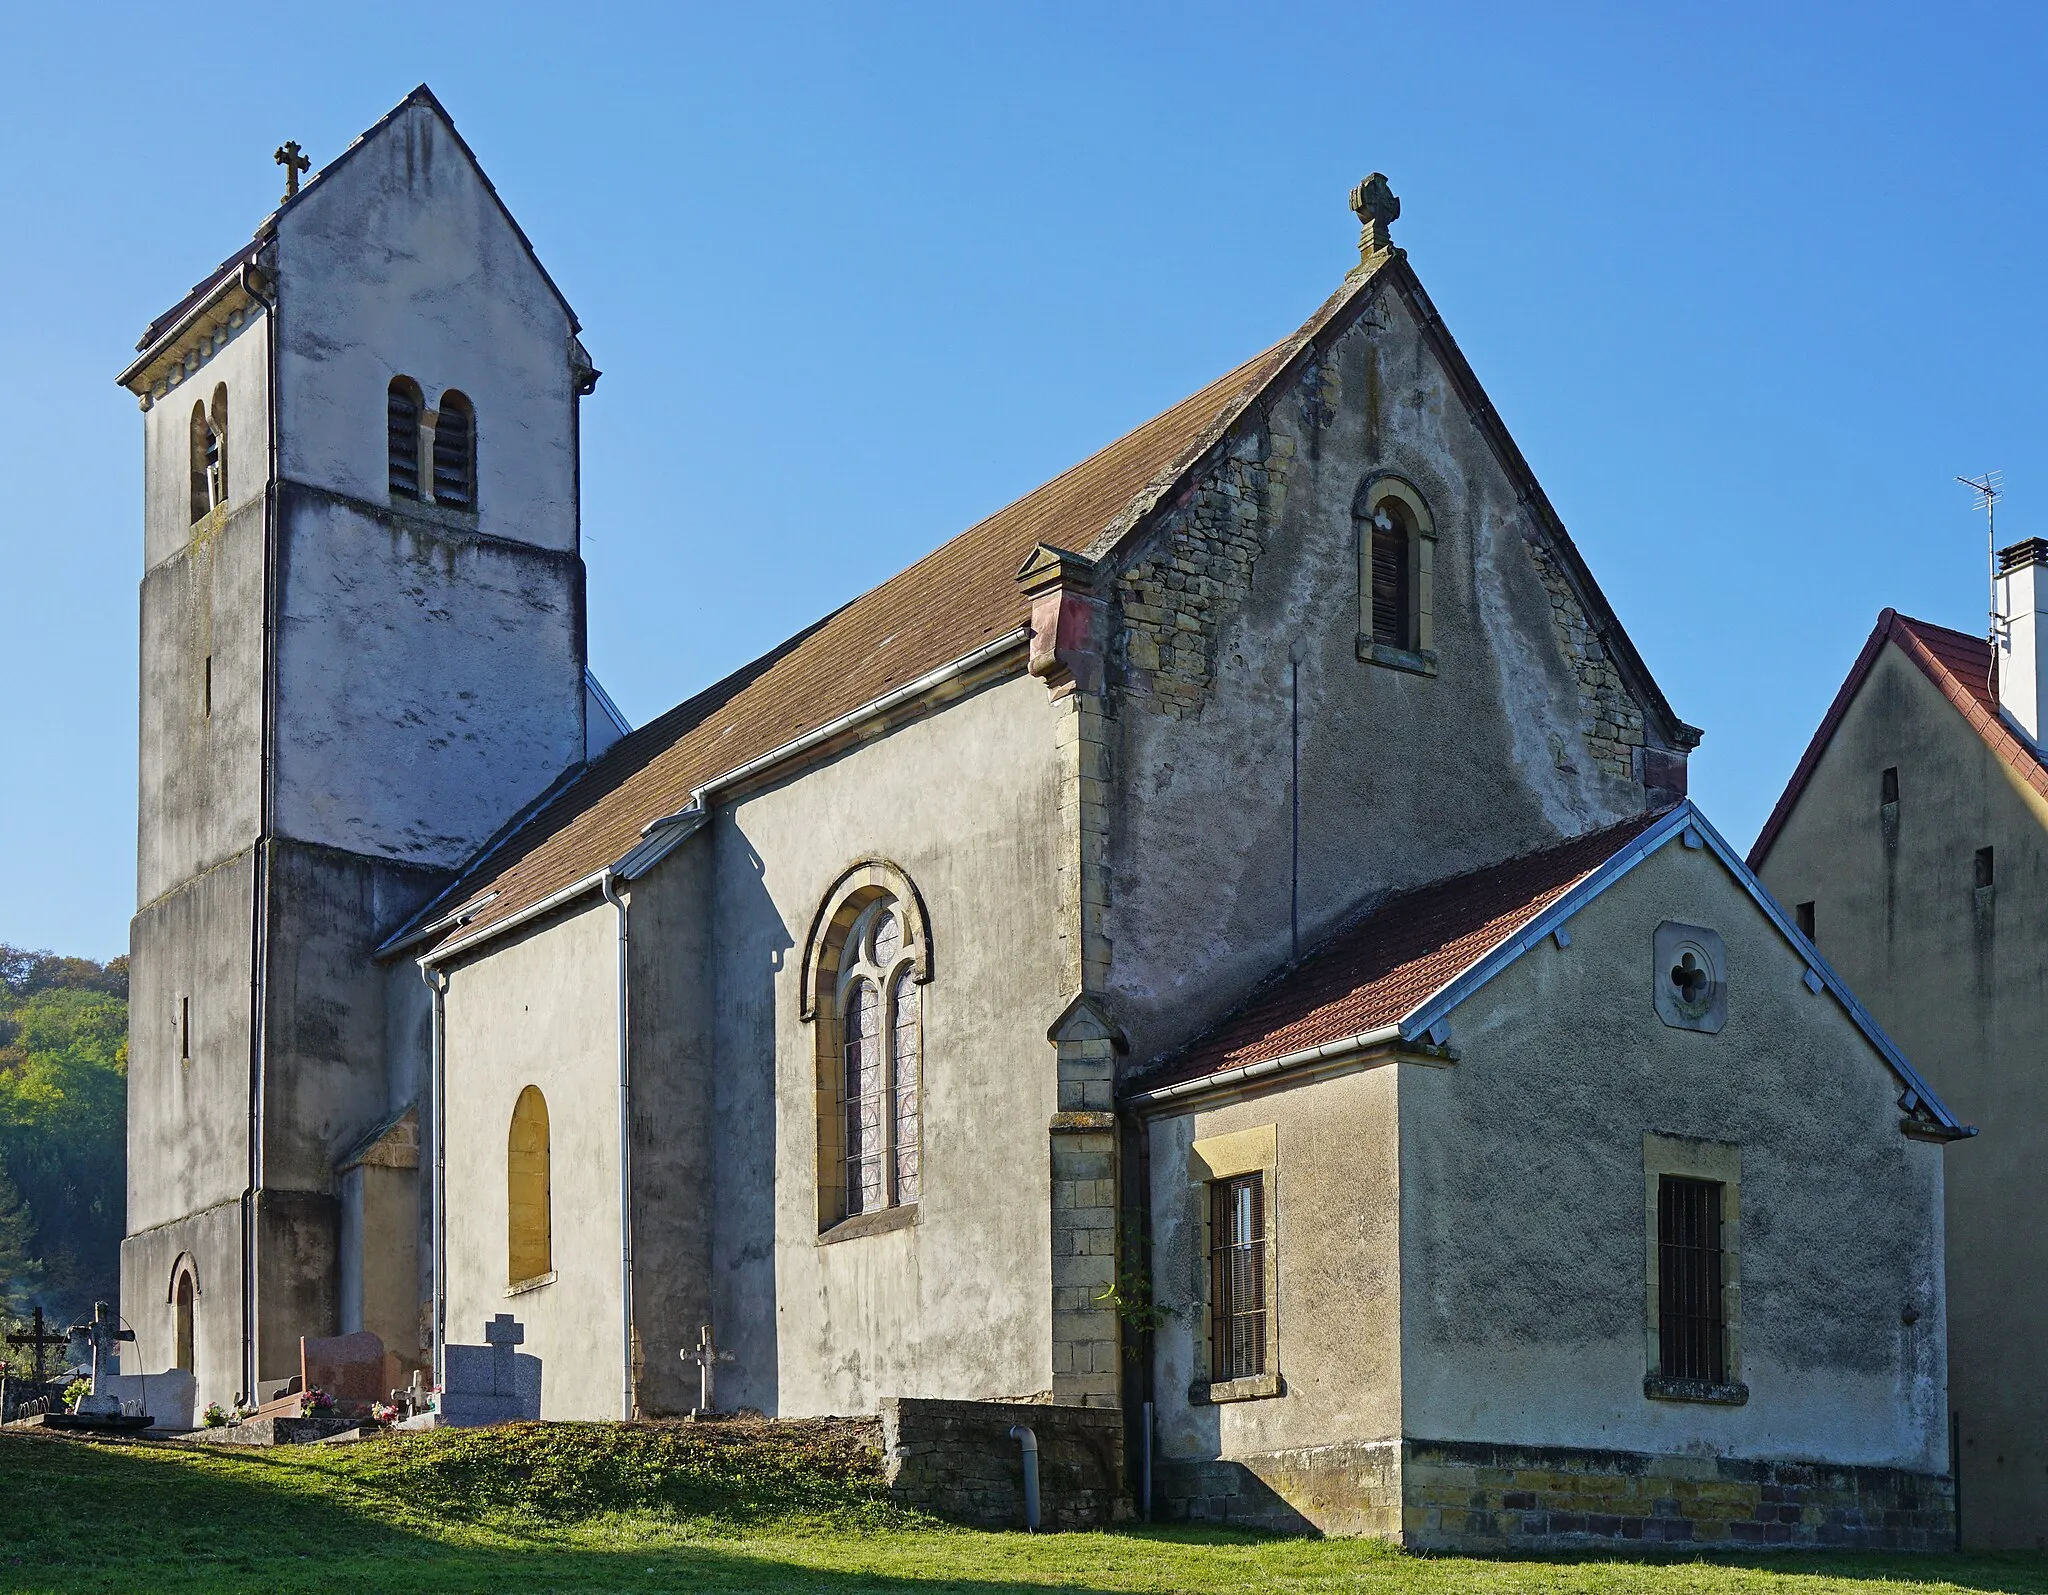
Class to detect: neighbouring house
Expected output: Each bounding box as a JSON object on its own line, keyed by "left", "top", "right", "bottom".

{"left": 1752, "top": 570, "right": 2048, "bottom": 1550}
{"left": 118, "top": 85, "right": 1964, "bottom": 1547}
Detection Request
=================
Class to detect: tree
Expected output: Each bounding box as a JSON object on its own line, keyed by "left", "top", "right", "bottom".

{"left": 0, "top": 1154, "right": 43, "bottom": 1319}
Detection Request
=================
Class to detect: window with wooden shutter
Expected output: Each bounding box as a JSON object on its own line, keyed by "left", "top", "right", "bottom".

{"left": 388, "top": 377, "right": 423, "bottom": 500}
{"left": 1370, "top": 502, "right": 1412, "bottom": 647}
{"left": 434, "top": 390, "right": 475, "bottom": 509}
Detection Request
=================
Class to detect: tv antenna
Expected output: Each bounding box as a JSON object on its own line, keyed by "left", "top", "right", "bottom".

{"left": 1958, "top": 471, "right": 2004, "bottom": 650}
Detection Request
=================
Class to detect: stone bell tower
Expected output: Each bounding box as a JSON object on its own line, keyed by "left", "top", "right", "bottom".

{"left": 117, "top": 86, "right": 599, "bottom": 1409}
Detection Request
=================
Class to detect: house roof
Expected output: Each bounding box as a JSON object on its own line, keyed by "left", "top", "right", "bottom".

{"left": 1748, "top": 610, "right": 2048, "bottom": 870}
{"left": 389, "top": 238, "right": 1698, "bottom": 964}
{"left": 128, "top": 84, "right": 580, "bottom": 366}
{"left": 1124, "top": 801, "right": 1968, "bottom": 1138}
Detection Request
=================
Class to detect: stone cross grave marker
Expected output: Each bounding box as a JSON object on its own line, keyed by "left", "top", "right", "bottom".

{"left": 6, "top": 1306, "right": 69, "bottom": 1388}
{"left": 681, "top": 1323, "right": 734, "bottom": 1414}
{"left": 68, "top": 1301, "right": 134, "bottom": 1418}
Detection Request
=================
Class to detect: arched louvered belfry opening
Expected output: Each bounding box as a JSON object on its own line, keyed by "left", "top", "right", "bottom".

{"left": 508, "top": 1085, "right": 552, "bottom": 1285}
{"left": 188, "top": 401, "right": 213, "bottom": 523}
{"left": 433, "top": 389, "right": 475, "bottom": 509}
{"left": 388, "top": 376, "right": 423, "bottom": 500}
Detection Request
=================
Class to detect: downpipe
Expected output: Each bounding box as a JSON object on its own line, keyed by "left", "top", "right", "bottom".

{"left": 419, "top": 963, "right": 449, "bottom": 1388}
{"left": 1009, "top": 1424, "right": 1040, "bottom": 1532}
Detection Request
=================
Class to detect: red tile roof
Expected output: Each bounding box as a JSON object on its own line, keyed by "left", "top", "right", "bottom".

{"left": 1132, "top": 814, "right": 1665, "bottom": 1094}
{"left": 1748, "top": 611, "right": 2048, "bottom": 869}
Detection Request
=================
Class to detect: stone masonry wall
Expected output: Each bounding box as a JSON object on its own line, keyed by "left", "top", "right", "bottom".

{"left": 1526, "top": 536, "right": 1646, "bottom": 781}
{"left": 881, "top": 1397, "right": 1128, "bottom": 1530}
{"left": 1157, "top": 1439, "right": 1403, "bottom": 1537}
{"left": 1403, "top": 1438, "right": 1954, "bottom": 1551}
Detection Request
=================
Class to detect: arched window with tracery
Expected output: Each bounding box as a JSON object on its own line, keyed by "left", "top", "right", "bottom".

{"left": 508, "top": 1085, "right": 552, "bottom": 1285}
{"left": 388, "top": 377, "right": 423, "bottom": 500}
{"left": 803, "top": 863, "right": 931, "bottom": 1232}
{"left": 433, "top": 389, "right": 475, "bottom": 509}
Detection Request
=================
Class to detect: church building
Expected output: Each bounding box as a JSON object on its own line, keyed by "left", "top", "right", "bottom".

{"left": 120, "top": 87, "right": 1963, "bottom": 1547}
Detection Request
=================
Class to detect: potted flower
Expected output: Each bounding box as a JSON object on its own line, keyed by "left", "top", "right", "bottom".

{"left": 202, "top": 1402, "right": 231, "bottom": 1428}
{"left": 299, "top": 1388, "right": 335, "bottom": 1418}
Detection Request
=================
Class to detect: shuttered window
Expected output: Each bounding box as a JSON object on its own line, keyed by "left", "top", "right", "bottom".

{"left": 388, "top": 378, "right": 422, "bottom": 500}
{"left": 1370, "top": 505, "right": 1411, "bottom": 646}
{"left": 1657, "top": 1175, "right": 1725, "bottom": 1383}
{"left": 434, "top": 390, "right": 475, "bottom": 509}
{"left": 1210, "top": 1174, "right": 1268, "bottom": 1381}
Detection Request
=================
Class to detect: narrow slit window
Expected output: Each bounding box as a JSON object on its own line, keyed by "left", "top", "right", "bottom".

{"left": 1881, "top": 766, "right": 1899, "bottom": 807}
{"left": 1795, "top": 901, "right": 1815, "bottom": 941}
{"left": 202, "top": 655, "right": 212, "bottom": 719}
{"left": 1976, "top": 846, "right": 1995, "bottom": 890}
{"left": 388, "top": 378, "right": 423, "bottom": 500}
{"left": 1210, "top": 1174, "right": 1268, "bottom": 1382}
{"left": 1369, "top": 501, "right": 1413, "bottom": 647}
{"left": 179, "top": 995, "right": 191, "bottom": 1061}
{"left": 433, "top": 390, "right": 475, "bottom": 509}
{"left": 1657, "top": 1175, "right": 1726, "bottom": 1383}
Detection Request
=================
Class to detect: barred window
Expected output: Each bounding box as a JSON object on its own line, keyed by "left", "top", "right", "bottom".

{"left": 1657, "top": 1175, "right": 1725, "bottom": 1383}
{"left": 388, "top": 377, "right": 423, "bottom": 500}
{"left": 433, "top": 389, "right": 476, "bottom": 509}
{"left": 835, "top": 897, "right": 921, "bottom": 1220}
{"left": 1210, "top": 1174, "right": 1268, "bottom": 1382}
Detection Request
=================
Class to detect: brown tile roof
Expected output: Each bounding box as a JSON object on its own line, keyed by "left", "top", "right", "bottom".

{"left": 395, "top": 267, "right": 1387, "bottom": 958}
{"left": 1130, "top": 814, "right": 1665, "bottom": 1095}
{"left": 1748, "top": 610, "right": 2048, "bottom": 869}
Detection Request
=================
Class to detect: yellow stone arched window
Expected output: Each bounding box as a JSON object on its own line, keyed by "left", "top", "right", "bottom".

{"left": 508, "top": 1085, "right": 552, "bottom": 1286}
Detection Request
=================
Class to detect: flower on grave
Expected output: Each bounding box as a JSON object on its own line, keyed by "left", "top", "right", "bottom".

{"left": 61, "top": 1378, "right": 89, "bottom": 1412}
{"left": 299, "top": 1388, "right": 335, "bottom": 1416}
{"left": 370, "top": 1401, "right": 400, "bottom": 1425}
{"left": 202, "top": 1402, "right": 230, "bottom": 1428}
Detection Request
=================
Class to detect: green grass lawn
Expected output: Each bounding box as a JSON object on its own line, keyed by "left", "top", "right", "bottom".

{"left": 0, "top": 1423, "right": 2042, "bottom": 1595}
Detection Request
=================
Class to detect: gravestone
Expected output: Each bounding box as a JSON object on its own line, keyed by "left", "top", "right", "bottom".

{"left": 301, "top": 1330, "right": 393, "bottom": 1407}
{"left": 100, "top": 1371, "right": 196, "bottom": 1432}
{"left": 436, "top": 1314, "right": 541, "bottom": 1427}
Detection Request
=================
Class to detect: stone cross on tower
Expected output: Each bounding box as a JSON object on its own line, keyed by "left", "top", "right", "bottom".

{"left": 1350, "top": 172, "right": 1400, "bottom": 263}
{"left": 274, "top": 140, "right": 310, "bottom": 201}
{"left": 681, "top": 1323, "right": 734, "bottom": 1415}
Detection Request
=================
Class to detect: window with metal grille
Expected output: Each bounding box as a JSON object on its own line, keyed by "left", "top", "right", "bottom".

{"left": 1370, "top": 500, "right": 1412, "bottom": 646}
{"left": 1210, "top": 1174, "right": 1268, "bottom": 1382}
{"left": 388, "top": 377, "right": 422, "bottom": 499}
{"left": 1657, "top": 1175, "right": 1725, "bottom": 1383}
{"left": 434, "top": 389, "right": 475, "bottom": 509}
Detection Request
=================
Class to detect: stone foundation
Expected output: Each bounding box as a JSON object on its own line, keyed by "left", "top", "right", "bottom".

{"left": 1157, "top": 1435, "right": 1953, "bottom": 1549}
{"left": 881, "top": 1398, "right": 1127, "bottom": 1530}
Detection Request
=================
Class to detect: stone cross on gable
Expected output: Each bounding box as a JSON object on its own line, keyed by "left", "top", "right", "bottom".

{"left": 274, "top": 140, "right": 311, "bottom": 201}
{"left": 680, "top": 1323, "right": 734, "bottom": 1414}
{"left": 69, "top": 1301, "right": 133, "bottom": 1395}
{"left": 6, "top": 1306, "right": 70, "bottom": 1388}
{"left": 1349, "top": 172, "right": 1401, "bottom": 262}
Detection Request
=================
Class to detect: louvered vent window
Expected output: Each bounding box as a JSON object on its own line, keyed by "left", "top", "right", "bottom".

{"left": 387, "top": 378, "right": 422, "bottom": 500}
{"left": 433, "top": 390, "right": 475, "bottom": 509}
{"left": 1370, "top": 502, "right": 1412, "bottom": 647}
{"left": 1657, "top": 1175, "right": 1726, "bottom": 1383}
{"left": 1210, "top": 1174, "right": 1268, "bottom": 1382}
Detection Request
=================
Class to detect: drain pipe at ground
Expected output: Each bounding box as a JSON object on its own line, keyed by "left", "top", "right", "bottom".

{"left": 1008, "top": 1425, "right": 1040, "bottom": 1532}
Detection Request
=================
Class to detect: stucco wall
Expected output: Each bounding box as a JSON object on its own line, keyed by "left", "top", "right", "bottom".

{"left": 273, "top": 99, "right": 580, "bottom": 554}
{"left": 140, "top": 310, "right": 268, "bottom": 572}
{"left": 1757, "top": 642, "right": 2040, "bottom": 1543}
{"left": 1107, "top": 286, "right": 1657, "bottom": 1066}
{"left": 709, "top": 670, "right": 1065, "bottom": 1416}
{"left": 119, "top": 1199, "right": 242, "bottom": 1412}
{"left": 1400, "top": 839, "right": 1946, "bottom": 1473}
{"left": 1147, "top": 1063, "right": 1405, "bottom": 1468}
{"left": 442, "top": 904, "right": 624, "bottom": 1420}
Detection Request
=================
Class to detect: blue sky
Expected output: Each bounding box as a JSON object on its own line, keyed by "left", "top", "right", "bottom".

{"left": 5, "top": 1, "right": 2045, "bottom": 959}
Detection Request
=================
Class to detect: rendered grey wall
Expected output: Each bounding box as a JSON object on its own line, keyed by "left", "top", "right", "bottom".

{"left": 441, "top": 904, "right": 625, "bottom": 1420}
{"left": 1399, "top": 839, "right": 1947, "bottom": 1472}
{"left": 1758, "top": 643, "right": 2041, "bottom": 1543}
{"left": 1147, "top": 1063, "right": 1404, "bottom": 1469}
{"left": 139, "top": 311, "right": 268, "bottom": 571}
{"left": 119, "top": 1200, "right": 242, "bottom": 1412}
{"left": 1107, "top": 287, "right": 1657, "bottom": 1066}
{"left": 711, "top": 671, "right": 1065, "bottom": 1417}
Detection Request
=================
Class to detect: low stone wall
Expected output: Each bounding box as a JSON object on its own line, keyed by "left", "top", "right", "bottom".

{"left": 1155, "top": 1436, "right": 1953, "bottom": 1549}
{"left": 1156, "top": 1439, "right": 1403, "bottom": 1536}
{"left": 1404, "top": 1439, "right": 1953, "bottom": 1551}
{"left": 880, "top": 1398, "right": 1127, "bottom": 1530}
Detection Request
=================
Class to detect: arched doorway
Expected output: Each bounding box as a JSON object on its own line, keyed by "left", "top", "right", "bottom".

{"left": 171, "top": 1261, "right": 197, "bottom": 1372}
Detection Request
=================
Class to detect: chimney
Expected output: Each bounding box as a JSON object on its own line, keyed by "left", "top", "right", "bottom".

{"left": 1996, "top": 538, "right": 2048, "bottom": 742}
